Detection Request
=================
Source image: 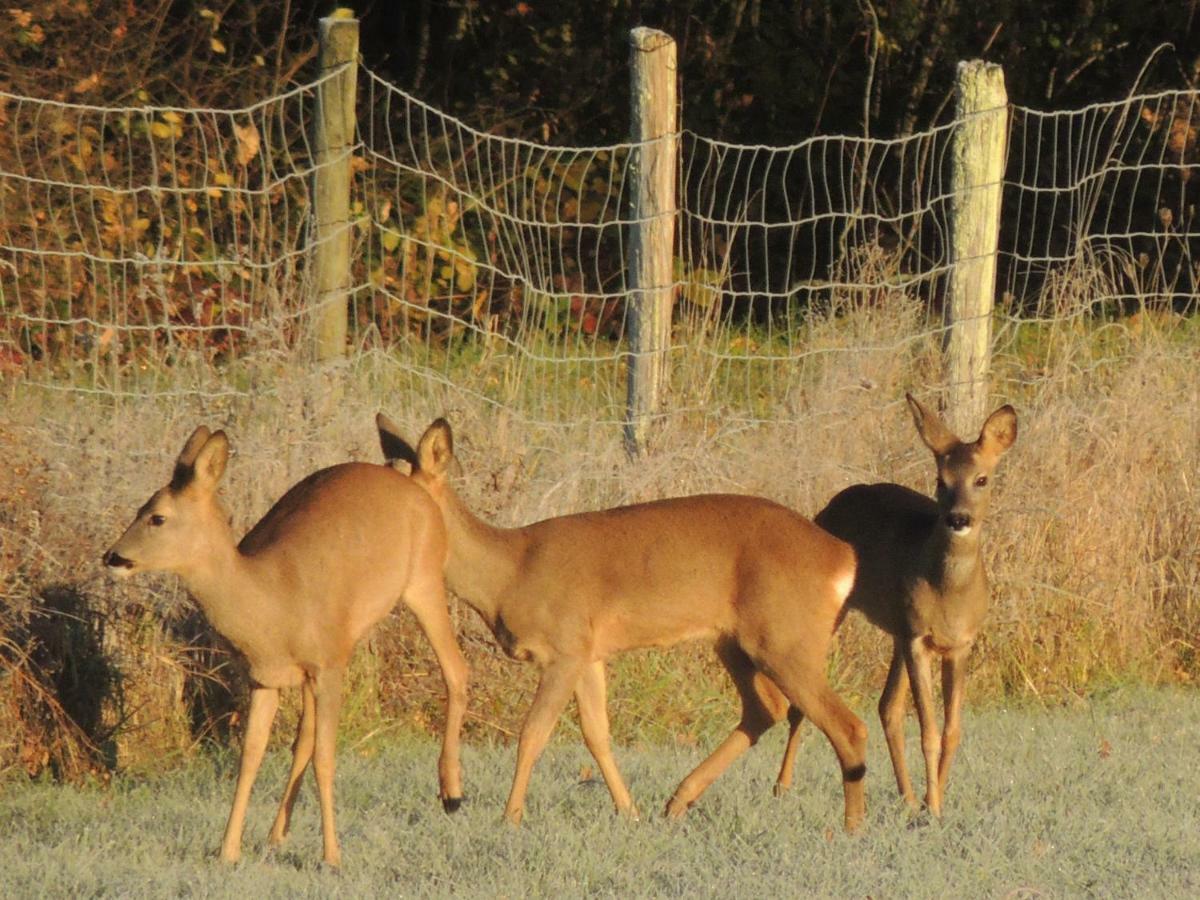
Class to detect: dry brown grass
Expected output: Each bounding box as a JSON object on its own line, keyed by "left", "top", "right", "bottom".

{"left": 1, "top": 290, "right": 1196, "bottom": 780}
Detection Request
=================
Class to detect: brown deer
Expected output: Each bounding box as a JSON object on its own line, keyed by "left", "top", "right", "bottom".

{"left": 103, "top": 427, "right": 470, "bottom": 867}
{"left": 376, "top": 414, "right": 868, "bottom": 832}
{"left": 774, "top": 393, "right": 1017, "bottom": 816}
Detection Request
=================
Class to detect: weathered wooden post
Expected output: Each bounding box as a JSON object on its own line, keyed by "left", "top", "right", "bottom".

{"left": 625, "top": 27, "right": 678, "bottom": 455}
{"left": 946, "top": 60, "right": 1007, "bottom": 432}
{"left": 312, "top": 9, "right": 359, "bottom": 360}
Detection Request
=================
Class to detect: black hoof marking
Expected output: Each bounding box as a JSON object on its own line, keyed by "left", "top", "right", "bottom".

{"left": 443, "top": 796, "right": 464, "bottom": 814}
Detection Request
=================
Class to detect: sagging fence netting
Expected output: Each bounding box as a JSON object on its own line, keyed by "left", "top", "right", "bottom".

{"left": 2, "top": 63, "right": 1197, "bottom": 438}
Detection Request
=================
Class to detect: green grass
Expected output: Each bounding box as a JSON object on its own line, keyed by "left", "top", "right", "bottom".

{"left": 2, "top": 687, "right": 1197, "bottom": 897}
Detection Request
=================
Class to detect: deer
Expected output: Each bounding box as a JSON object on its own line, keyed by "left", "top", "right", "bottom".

{"left": 102, "top": 426, "right": 470, "bottom": 868}
{"left": 376, "top": 414, "right": 869, "bottom": 832}
{"left": 773, "top": 393, "right": 1017, "bottom": 817}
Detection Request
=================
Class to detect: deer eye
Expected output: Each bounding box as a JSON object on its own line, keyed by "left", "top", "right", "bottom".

{"left": 149, "top": 514, "right": 166, "bottom": 527}
{"left": 974, "top": 475, "right": 988, "bottom": 488}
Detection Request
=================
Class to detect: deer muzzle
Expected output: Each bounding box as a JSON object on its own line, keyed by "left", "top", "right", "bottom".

{"left": 103, "top": 549, "right": 135, "bottom": 572}
{"left": 945, "top": 511, "right": 972, "bottom": 534}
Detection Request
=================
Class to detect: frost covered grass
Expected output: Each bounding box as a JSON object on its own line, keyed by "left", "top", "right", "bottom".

{"left": 2, "top": 687, "right": 1196, "bottom": 898}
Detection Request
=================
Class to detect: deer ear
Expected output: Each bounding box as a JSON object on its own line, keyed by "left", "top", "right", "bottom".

{"left": 190, "top": 431, "right": 229, "bottom": 493}
{"left": 171, "top": 426, "right": 211, "bottom": 489}
{"left": 979, "top": 404, "right": 1017, "bottom": 457}
{"left": 417, "top": 418, "right": 454, "bottom": 477}
{"left": 376, "top": 412, "right": 419, "bottom": 471}
{"left": 906, "top": 393, "right": 959, "bottom": 456}
{"left": 176, "top": 426, "right": 211, "bottom": 467}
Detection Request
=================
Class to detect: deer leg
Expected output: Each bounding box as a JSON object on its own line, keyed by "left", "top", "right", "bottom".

{"left": 879, "top": 639, "right": 917, "bottom": 808}
{"left": 773, "top": 706, "right": 806, "bottom": 796}
{"left": 504, "top": 657, "right": 583, "bottom": 826}
{"left": 768, "top": 662, "right": 868, "bottom": 833}
{"left": 937, "top": 647, "right": 970, "bottom": 799}
{"left": 220, "top": 686, "right": 280, "bottom": 863}
{"left": 574, "top": 659, "right": 638, "bottom": 819}
{"left": 268, "top": 680, "right": 315, "bottom": 847}
{"left": 665, "top": 639, "right": 788, "bottom": 818}
{"left": 405, "top": 576, "right": 471, "bottom": 811}
{"left": 311, "top": 667, "right": 345, "bottom": 868}
{"left": 777, "top": 602, "right": 854, "bottom": 796}
{"left": 902, "top": 637, "right": 943, "bottom": 816}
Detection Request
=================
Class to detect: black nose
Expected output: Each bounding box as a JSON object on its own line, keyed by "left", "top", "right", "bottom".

{"left": 103, "top": 550, "right": 133, "bottom": 569}
{"left": 945, "top": 512, "right": 971, "bottom": 531}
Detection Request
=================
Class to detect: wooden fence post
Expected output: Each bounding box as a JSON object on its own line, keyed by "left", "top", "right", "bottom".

{"left": 312, "top": 10, "right": 359, "bottom": 361}
{"left": 946, "top": 60, "right": 1007, "bottom": 432}
{"left": 625, "top": 27, "right": 678, "bottom": 456}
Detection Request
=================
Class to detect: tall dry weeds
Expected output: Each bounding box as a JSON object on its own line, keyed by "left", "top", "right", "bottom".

{"left": 1, "top": 269, "right": 1196, "bottom": 778}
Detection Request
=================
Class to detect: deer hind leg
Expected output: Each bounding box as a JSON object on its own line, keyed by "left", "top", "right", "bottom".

{"left": 773, "top": 706, "right": 806, "bottom": 796}
{"left": 880, "top": 639, "right": 917, "bottom": 808}
{"left": 574, "top": 659, "right": 638, "bottom": 819}
{"left": 902, "top": 637, "right": 943, "bottom": 816}
{"left": 768, "top": 661, "right": 868, "bottom": 833}
{"left": 664, "top": 638, "right": 789, "bottom": 818}
{"left": 505, "top": 657, "right": 583, "bottom": 826}
{"left": 936, "top": 647, "right": 970, "bottom": 800}
{"left": 220, "top": 686, "right": 280, "bottom": 863}
{"left": 311, "top": 667, "right": 346, "bottom": 868}
{"left": 268, "top": 680, "right": 316, "bottom": 847}
{"left": 404, "top": 574, "right": 470, "bottom": 811}
{"left": 776, "top": 603, "right": 854, "bottom": 796}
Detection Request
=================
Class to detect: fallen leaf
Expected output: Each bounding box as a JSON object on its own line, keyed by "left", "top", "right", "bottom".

{"left": 72, "top": 73, "right": 101, "bottom": 95}
{"left": 233, "top": 122, "right": 260, "bottom": 166}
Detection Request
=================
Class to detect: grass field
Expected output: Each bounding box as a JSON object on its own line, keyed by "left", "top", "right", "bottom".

{"left": 2, "top": 687, "right": 1197, "bottom": 897}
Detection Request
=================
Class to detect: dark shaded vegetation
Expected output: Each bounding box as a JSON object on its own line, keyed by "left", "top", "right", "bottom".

{"left": 374, "top": 0, "right": 1200, "bottom": 142}
{"left": 4, "top": 2, "right": 1195, "bottom": 140}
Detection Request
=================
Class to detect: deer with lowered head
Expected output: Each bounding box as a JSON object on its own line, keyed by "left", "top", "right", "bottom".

{"left": 377, "top": 414, "right": 869, "bottom": 832}
{"left": 774, "top": 393, "right": 1017, "bottom": 816}
{"left": 103, "top": 427, "right": 470, "bottom": 867}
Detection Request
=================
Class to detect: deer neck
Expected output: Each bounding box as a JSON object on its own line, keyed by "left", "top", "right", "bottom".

{"left": 437, "top": 483, "right": 527, "bottom": 629}
{"left": 925, "top": 524, "right": 985, "bottom": 595}
{"left": 175, "top": 523, "right": 276, "bottom": 655}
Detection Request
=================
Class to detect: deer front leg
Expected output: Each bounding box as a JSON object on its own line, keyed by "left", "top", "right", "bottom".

{"left": 505, "top": 657, "right": 582, "bottom": 825}
{"left": 937, "top": 647, "right": 970, "bottom": 799}
{"left": 220, "top": 686, "right": 280, "bottom": 863}
{"left": 879, "top": 639, "right": 917, "bottom": 808}
{"left": 268, "top": 680, "right": 315, "bottom": 848}
{"left": 902, "top": 637, "right": 943, "bottom": 816}
{"left": 311, "top": 668, "right": 345, "bottom": 868}
{"left": 575, "top": 659, "right": 638, "bottom": 819}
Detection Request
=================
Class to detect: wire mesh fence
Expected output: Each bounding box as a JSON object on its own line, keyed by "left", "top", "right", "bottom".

{"left": 1002, "top": 91, "right": 1200, "bottom": 316}
{"left": 0, "top": 73, "right": 337, "bottom": 398}
{"left": 2, "top": 59, "right": 1197, "bottom": 434}
{"left": 352, "top": 66, "right": 640, "bottom": 430}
